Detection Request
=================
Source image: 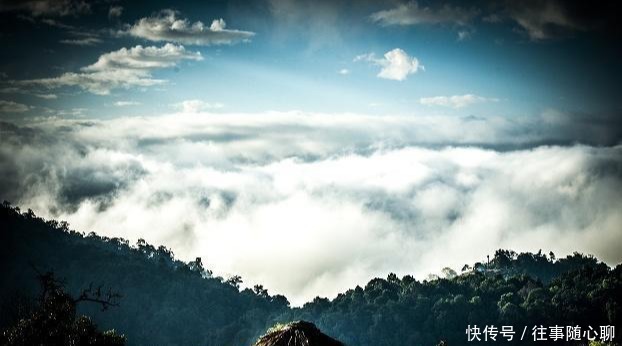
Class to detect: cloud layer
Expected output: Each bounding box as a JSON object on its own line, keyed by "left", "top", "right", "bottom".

{"left": 1, "top": 111, "right": 621, "bottom": 305}
{"left": 14, "top": 44, "right": 202, "bottom": 95}
{"left": 371, "top": 1, "right": 478, "bottom": 27}
{"left": 0, "top": 100, "right": 30, "bottom": 113}
{"left": 371, "top": 0, "right": 621, "bottom": 40}
{"left": 420, "top": 94, "right": 498, "bottom": 109}
{"left": 127, "top": 10, "right": 255, "bottom": 46}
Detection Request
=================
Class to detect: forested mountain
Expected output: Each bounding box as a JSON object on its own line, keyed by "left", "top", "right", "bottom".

{"left": 0, "top": 202, "right": 289, "bottom": 345}
{"left": 1, "top": 202, "right": 620, "bottom": 345}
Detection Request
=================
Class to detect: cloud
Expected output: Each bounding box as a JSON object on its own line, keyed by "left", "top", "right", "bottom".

{"left": 173, "top": 100, "right": 224, "bottom": 113}
{"left": 420, "top": 94, "right": 498, "bottom": 109}
{"left": 126, "top": 10, "right": 255, "bottom": 46}
{"left": 40, "top": 18, "right": 75, "bottom": 29}
{"left": 35, "top": 93, "right": 57, "bottom": 99}
{"left": 457, "top": 30, "right": 472, "bottom": 41}
{"left": 0, "top": 0, "right": 90, "bottom": 17}
{"left": 371, "top": 1, "right": 478, "bottom": 27}
{"left": 496, "top": 1, "right": 621, "bottom": 40}
{"left": 337, "top": 68, "right": 350, "bottom": 75}
{"left": 0, "top": 113, "right": 620, "bottom": 305}
{"left": 114, "top": 101, "right": 141, "bottom": 107}
{"left": 60, "top": 37, "right": 102, "bottom": 46}
{"left": 355, "top": 48, "right": 423, "bottom": 81}
{"left": 108, "top": 5, "right": 123, "bottom": 19}
{"left": 369, "top": 0, "right": 620, "bottom": 41}
{"left": 507, "top": 0, "right": 578, "bottom": 40}
{"left": 13, "top": 44, "right": 202, "bottom": 95}
{"left": 0, "top": 100, "right": 30, "bottom": 113}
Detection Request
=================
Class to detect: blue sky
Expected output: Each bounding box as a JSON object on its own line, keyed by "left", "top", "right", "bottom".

{"left": 1, "top": 0, "right": 620, "bottom": 121}
{"left": 1, "top": 0, "right": 621, "bottom": 305}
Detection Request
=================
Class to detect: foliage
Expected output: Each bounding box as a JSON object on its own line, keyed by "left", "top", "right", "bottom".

{"left": 286, "top": 252, "right": 621, "bottom": 345}
{"left": 0, "top": 270, "right": 125, "bottom": 345}
{"left": 0, "top": 202, "right": 289, "bottom": 345}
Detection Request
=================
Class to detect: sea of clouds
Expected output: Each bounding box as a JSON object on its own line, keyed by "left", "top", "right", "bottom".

{"left": 1, "top": 110, "right": 621, "bottom": 305}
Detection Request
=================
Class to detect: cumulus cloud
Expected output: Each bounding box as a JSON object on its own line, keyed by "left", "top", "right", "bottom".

{"left": 355, "top": 48, "right": 423, "bottom": 81}
{"left": 1, "top": 111, "right": 621, "bottom": 305}
{"left": 173, "top": 100, "right": 224, "bottom": 112}
{"left": 420, "top": 94, "right": 498, "bottom": 109}
{"left": 0, "top": 100, "right": 30, "bottom": 113}
{"left": 0, "top": 0, "right": 90, "bottom": 17}
{"left": 126, "top": 10, "right": 255, "bottom": 46}
{"left": 13, "top": 44, "right": 202, "bottom": 95}
{"left": 371, "top": 1, "right": 478, "bottom": 27}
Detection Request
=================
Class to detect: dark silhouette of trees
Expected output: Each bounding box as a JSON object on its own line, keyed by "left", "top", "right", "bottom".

{"left": 0, "top": 270, "right": 124, "bottom": 345}
{"left": 0, "top": 201, "right": 289, "bottom": 345}
{"left": 1, "top": 201, "right": 620, "bottom": 346}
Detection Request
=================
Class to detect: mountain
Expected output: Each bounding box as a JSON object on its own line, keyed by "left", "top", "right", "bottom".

{"left": 1, "top": 201, "right": 620, "bottom": 345}
{"left": 0, "top": 202, "right": 288, "bottom": 345}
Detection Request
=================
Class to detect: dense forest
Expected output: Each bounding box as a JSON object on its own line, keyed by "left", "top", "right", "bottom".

{"left": 1, "top": 201, "right": 620, "bottom": 345}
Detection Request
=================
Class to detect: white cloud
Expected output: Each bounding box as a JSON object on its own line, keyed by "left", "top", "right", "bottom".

{"left": 371, "top": 1, "right": 478, "bottom": 27}
{"left": 126, "top": 10, "right": 255, "bottom": 46}
{"left": 83, "top": 44, "right": 202, "bottom": 71}
{"left": 337, "top": 68, "right": 350, "bottom": 75}
{"left": 355, "top": 48, "right": 423, "bottom": 81}
{"left": 14, "top": 44, "right": 202, "bottom": 95}
{"left": 1, "top": 111, "right": 621, "bottom": 305}
{"left": 114, "top": 101, "right": 141, "bottom": 107}
{"left": 420, "top": 94, "right": 498, "bottom": 109}
{"left": 173, "top": 100, "right": 224, "bottom": 113}
{"left": 0, "top": 100, "right": 30, "bottom": 113}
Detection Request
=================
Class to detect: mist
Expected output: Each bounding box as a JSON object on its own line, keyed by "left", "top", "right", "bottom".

{"left": 1, "top": 111, "right": 621, "bottom": 305}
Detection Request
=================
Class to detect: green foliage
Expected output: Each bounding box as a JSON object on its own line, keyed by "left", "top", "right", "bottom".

{"left": 281, "top": 252, "right": 620, "bottom": 345}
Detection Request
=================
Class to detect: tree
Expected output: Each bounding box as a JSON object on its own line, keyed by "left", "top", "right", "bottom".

{"left": 226, "top": 275, "right": 243, "bottom": 289}
{"left": 0, "top": 271, "right": 125, "bottom": 345}
{"left": 441, "top": 267, "right": 457, "bottom": 279}
{"left": 253, "top": 285, "right": 269, "bottom": 298}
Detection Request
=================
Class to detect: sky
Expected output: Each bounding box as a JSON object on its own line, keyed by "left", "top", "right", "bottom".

{"left": 0, "top": 0, "right": 621, "bottom": 306}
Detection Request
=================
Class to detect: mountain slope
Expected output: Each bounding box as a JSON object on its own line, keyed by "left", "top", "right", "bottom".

{"left": 0, "top": 202, "right": 289, "bottom": 345}
{"left": 2, "top": 202, "right": 620, "bottom": 345}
